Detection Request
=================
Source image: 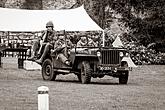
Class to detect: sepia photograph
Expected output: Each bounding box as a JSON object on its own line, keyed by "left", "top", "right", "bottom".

{"left": 0, "top": 0, "right": 165, "bottom": 110}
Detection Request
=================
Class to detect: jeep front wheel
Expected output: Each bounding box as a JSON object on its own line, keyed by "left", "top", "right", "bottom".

{"left": 77, "top": 74, "right": 82, "bottom": 82}
{"left": 42, "top": 59, "right": 56, "bottom": 81}
{"left": 119, "top": 71, "right": 129, "bottom": 84}
{"left": 81, "top": 61, "right": 91, "bottom": 84}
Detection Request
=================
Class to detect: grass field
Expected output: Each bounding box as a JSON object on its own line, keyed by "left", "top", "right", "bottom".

{"left": 0, "top": 63, "right": 165, "bottom": 110}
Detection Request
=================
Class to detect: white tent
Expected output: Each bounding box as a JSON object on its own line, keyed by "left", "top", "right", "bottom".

{"left": 112, "top": 36, "right": 124, "bottom": 47}
{"left": 0, "top": 5, "right": 103, "bottom": 32}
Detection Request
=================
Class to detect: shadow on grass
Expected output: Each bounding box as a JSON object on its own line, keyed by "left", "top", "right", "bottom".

{"left": 53, "top": 79, "right": 119, "bottom": 85}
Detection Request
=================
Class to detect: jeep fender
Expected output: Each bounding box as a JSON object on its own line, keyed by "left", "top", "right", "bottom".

{"left": 122, "top": 57, "right": 137, "bottom": 68}
{"left": 74, "top": 55, "right": 99, "bottom": 69}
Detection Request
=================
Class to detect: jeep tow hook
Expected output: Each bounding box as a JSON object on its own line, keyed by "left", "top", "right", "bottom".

{"left": 113, "top": 68, "right": 117, "bottom": 73}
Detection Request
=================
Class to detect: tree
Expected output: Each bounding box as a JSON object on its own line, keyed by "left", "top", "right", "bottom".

{"left": 22, "top": 0, "right": 42, "bottom": 9}
{"left": 83, "top": 0, "right": 165, "bottom": 45}
{"left": 128, "top": 0, "right": 165, "bottom": 45}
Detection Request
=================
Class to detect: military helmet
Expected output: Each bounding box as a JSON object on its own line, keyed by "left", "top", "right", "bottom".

{"left": 46, "top": 21, "right": 54, "bottom": 28}
{"left": 59, "top": 35, "right": 65, "bottom": 40}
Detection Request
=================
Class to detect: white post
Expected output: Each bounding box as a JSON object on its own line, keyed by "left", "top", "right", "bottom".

{"left": 38, "top": 86, "right": 49, "bottom": 110}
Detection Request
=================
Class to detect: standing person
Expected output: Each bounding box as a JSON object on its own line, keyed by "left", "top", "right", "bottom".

{"left": 28, "top": 21, "right": 57, "bottom": 61}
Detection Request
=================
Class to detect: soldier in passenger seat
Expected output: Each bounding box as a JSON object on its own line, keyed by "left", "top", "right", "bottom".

{"left": 53, "top": 35, "right": 73, "bottom": 66}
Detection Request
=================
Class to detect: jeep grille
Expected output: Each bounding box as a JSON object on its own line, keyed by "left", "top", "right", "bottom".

{"left": 101, "top": 50, "right": 120, "bottom": 64}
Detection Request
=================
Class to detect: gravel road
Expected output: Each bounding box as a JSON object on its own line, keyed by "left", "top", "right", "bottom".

{"left": 0, "top": 64, "right": 165, "bottom": 110}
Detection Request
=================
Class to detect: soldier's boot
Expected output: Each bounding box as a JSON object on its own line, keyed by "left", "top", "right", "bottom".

{"left": 36, "top": 44, "right": 49, "bottom": 64}
{"left": 27, "top": 41, "right": 40, "bottom": 61}
{"left": 58, "top": 53, "right": 71, "bottom": 66}
{"left": 65, "top": 60, "right": 71, "bottom": 66}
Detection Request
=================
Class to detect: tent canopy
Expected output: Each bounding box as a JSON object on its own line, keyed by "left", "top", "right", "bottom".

{"left": 0, "top": 5, "right": 103, "bottom": 32}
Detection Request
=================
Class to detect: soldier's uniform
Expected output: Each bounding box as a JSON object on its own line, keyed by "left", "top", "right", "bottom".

{"left": 42, "top": 30, "right": 56, "bottom": 45}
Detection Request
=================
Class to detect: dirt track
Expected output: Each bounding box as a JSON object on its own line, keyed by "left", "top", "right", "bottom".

{"left": 0, "top": 64, "right": 165, "bottom": 110}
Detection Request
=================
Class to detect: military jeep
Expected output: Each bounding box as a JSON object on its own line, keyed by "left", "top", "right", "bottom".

{"left": 41, "top": 44, "right": 131, "bottom": 84}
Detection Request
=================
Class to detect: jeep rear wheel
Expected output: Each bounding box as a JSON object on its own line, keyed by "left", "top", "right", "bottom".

{"left": 119, "top": 71, "right": 129, "bottom": 84}
{"left": 81, "top": 61, "right": 91, "bottom": 84}
{"left": 42, "top": 59, "right": 56, "bottom": 81}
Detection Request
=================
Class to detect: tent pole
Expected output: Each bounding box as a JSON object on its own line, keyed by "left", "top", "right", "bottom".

{"left": 102, "top": 30, "right": 105, "bottom": 47}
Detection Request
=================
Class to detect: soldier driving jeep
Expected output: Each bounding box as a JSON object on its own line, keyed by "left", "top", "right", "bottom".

{"left": 77, "top": 33, "right": 97, "bottom": 47}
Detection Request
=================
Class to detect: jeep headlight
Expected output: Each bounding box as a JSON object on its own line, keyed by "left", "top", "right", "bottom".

{"left": 97, "top": 51, "right": 101, "bottom": 57}
{"left": 119, "top": 52, "right": 124, "bottom": 57}
{"left": 125, "top": 52, "right": 129, "bottom": 57}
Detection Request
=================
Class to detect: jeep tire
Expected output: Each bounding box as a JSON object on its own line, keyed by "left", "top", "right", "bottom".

{"left": 119, "top": 71, "right": 129, "bottom": 84}
{"left": 77, "top": 74, "right": 82, "bottom": 82}
{"left": 81, "top": 61, "right": 91, "bottom": 84}
{"left": 42, "top": 59, "right": 56, "bottom": 81}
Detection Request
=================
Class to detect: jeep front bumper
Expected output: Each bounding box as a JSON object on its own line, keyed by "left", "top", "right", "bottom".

{"left": 98, "top": 65, "right": 131, "bottom": 71}
{"left": 92, "top": 66, "right": 131, "bottom": 76}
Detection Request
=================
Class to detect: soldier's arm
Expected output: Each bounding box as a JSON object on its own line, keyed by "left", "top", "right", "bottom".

{"left": 67, "top": 40, "right": 74, "bottom": 48}
{"left": 54, "top": 41, "right": 65, "bottom": 52}
{"left": 76, "top": 41, "right": 81, "bottom": 47}
{"left": 49, "top": 35, "right": 55, "bottom": 45}
{"left": 40, "top": 30, "right": 47, "bottom": 43}
{"left": 89, "top": 39, "right": 96, "bottom": 47}
{"left": 54, "top": 41, "right": 58, "bottom": 49}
